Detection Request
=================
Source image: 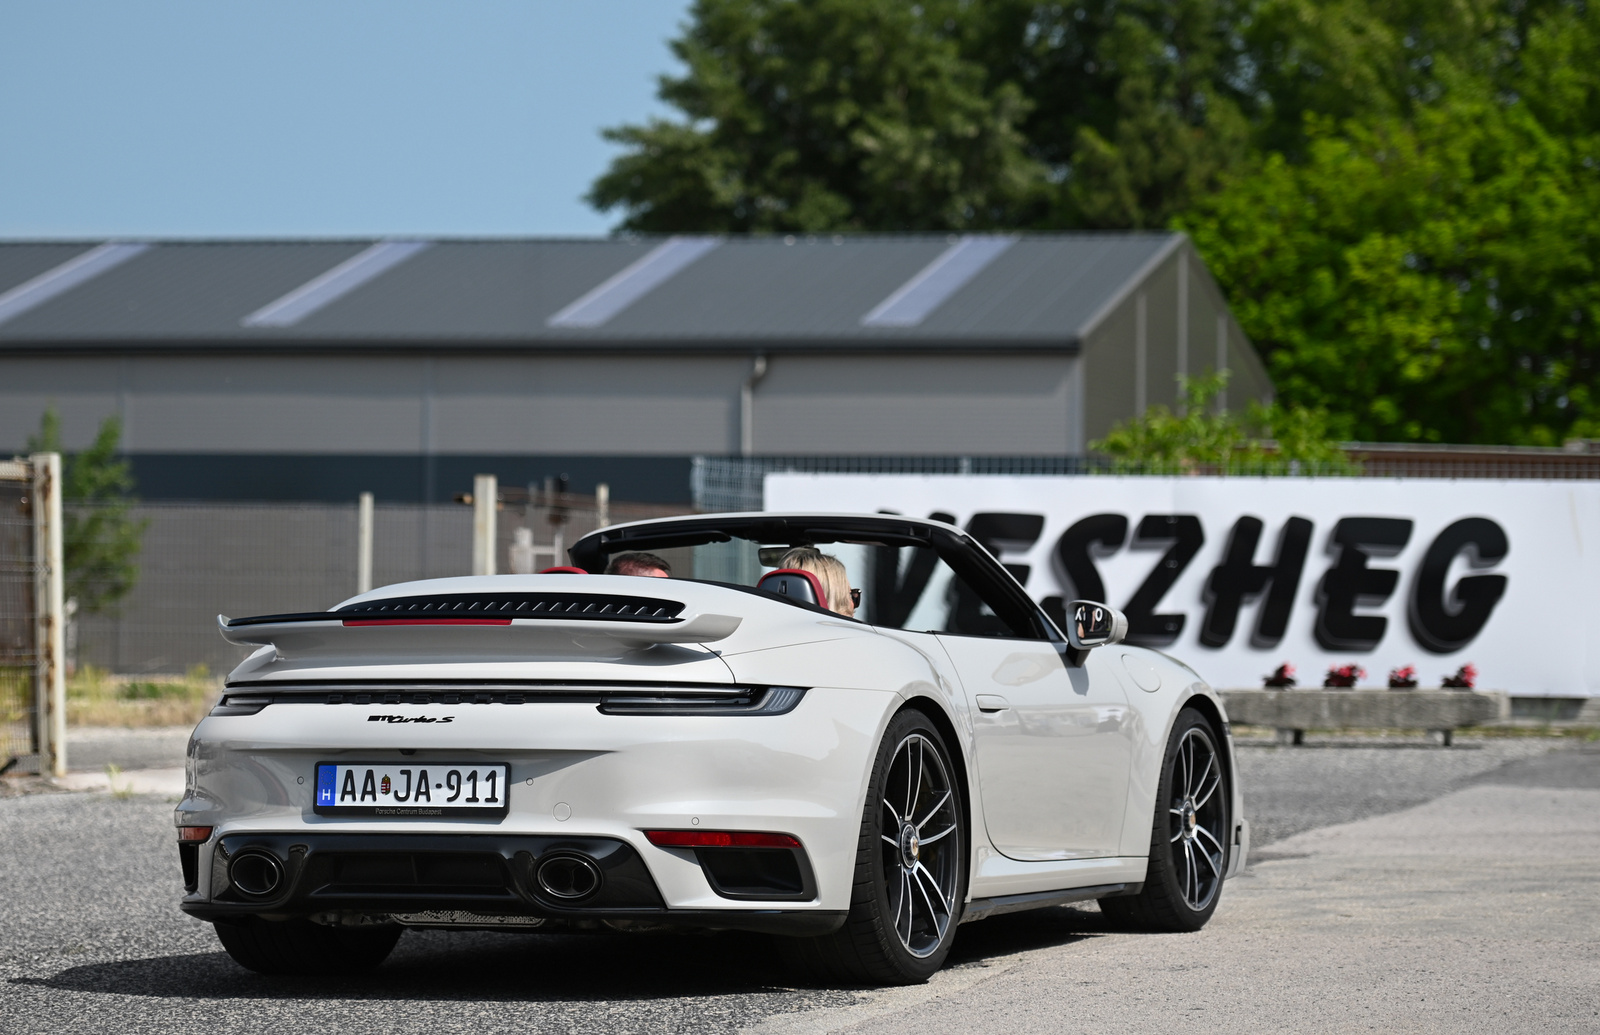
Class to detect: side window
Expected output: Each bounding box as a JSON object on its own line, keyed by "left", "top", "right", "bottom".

{"left": 829, "top": 543, "right": 1036, "bottom": 639}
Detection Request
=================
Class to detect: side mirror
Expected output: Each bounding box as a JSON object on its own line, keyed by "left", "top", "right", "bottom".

{"left": 1065, "top": 600, "right": 1128, "bottom": 652}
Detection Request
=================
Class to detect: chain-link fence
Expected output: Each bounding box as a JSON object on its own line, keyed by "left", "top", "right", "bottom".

{"left": 691, "top": 446, "right": 1600, "bottom": 512}
{"left": 69, "top": 492, "right": 697, "bottom": 676}
{"left": 73, "top": 502, "right": 471, "bottom": 675}
{"left": 0, "top": 471, "right": 34, "bottom": 770}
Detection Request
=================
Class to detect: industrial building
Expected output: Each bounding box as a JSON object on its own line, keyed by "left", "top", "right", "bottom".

{"left": 0, "top": 233, "right": 1270, "bottom": 503}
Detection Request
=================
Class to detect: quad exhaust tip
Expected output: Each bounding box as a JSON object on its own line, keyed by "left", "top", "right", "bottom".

{"left": 229, "top": 849, "right": 285, "bottom": 897}
{"left": 534, "top": 853, "right": 603, "bottom": 901}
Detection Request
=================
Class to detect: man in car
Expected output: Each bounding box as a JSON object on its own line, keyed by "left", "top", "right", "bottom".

{"left": 605, "top": 552, "right": 672, "bottom": 577}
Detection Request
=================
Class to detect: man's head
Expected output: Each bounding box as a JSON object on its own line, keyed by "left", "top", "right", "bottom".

{"left": 605, "top": 552, "right": 672, "bottom": 578}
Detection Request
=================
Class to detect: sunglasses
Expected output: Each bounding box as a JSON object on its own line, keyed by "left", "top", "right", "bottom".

{"left": 849, "top": 588, "right": 862, "bottom": 608}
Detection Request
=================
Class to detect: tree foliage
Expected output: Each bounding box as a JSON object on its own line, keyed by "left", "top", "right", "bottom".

{"left": 1182, "top": 96, "right": 1600, "bottom": 444}
{"left": 588, "top": 0, "right": 1045, "bottom": 232}
{"left": 27, "top": 409, "right": 148, "bottom": 614}
{"left": 591, "top": 0, "right": 1600, "bottom": 445}
{"left": 1091, "top": 373, "right": 1359, "bottom": 473}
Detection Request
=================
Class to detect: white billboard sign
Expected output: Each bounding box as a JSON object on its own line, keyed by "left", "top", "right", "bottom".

{"left": 765, "top": 474, "right": 1600, "bottom": 696}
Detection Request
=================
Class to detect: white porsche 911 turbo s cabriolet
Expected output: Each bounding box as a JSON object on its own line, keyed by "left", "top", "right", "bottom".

{"left": 176, "top": 512, "right": 1247, "bottom": 984}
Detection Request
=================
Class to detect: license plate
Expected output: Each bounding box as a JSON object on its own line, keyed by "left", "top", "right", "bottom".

{"left": 314, "top": 762, "right": 511, "bottom": 818}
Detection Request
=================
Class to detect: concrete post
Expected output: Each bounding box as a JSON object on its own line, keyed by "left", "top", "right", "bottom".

{"left": 30, "top": 452, "right": 65, "bottom": 778}
{"left": 472, "top": 474, "right": 497, "bottom": 576}
{"left": 595, "top": 482, "right": 610, "bottom": 530}
{"left": 356, "top": 492, "right": 374, "bottom": 595}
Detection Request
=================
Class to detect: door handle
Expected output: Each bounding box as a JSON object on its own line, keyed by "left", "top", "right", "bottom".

{"left": 974, "top": 694, "right": 1010, "bottom": 713}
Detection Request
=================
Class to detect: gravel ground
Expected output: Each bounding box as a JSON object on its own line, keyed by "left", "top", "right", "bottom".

{"left": 0, "top": 734, "right": 1587, "bottom": 1033}
{"left": 64, "top": 726, "right": 191, "bottom": 773}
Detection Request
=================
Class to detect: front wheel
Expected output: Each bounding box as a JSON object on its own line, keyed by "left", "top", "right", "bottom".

{"left": 783, "top": 708, "right": 965, "bottom": 984}
{"left": 1100, "top": 707, "right": 1230, "bottom": 932}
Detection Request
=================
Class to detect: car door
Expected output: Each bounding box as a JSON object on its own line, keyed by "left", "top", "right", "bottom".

{"left": 935, "top": 633, "right": 1135, "bottom": 861}
{"left": 836, "top": 534, "right": 1138, "bottom": 862}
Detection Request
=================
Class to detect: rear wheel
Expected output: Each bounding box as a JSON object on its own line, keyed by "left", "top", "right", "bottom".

{"left": 1101, "top": 708, "right": 1229, "bottom": 932}
{"left": 784, "top": 709, "right": 965, "bottom": 985}
{"left": 214, "top": 917, "right": 403, "bottom": 975}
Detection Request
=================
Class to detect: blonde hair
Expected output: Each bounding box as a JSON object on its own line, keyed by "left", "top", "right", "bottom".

{"left": 778, "top": 547, "right": 854, "bottom": 616}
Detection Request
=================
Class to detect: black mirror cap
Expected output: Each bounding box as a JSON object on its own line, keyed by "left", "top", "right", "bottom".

{"left": 1065, "top": 601, "right": 1129, "bottom": 651}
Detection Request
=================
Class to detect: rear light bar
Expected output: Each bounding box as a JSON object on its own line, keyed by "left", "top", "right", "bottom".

{"left": 645, "top": 830, "right": 800, "bottom": 849}
{"left": 178, "top": 826, "right": 213, "bottom": 842}
{"left": 342, "top": 618, "right": 512, "bottom": 627}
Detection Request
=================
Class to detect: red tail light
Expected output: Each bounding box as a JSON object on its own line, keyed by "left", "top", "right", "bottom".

{"left": 342, "top": 618, "right": 511, "bottom": 626}
{"left": 178, "top": 826, "right": 213, "bottom": 842}
{"left": 645, "top": 830, "right": 800, "bottom": 848}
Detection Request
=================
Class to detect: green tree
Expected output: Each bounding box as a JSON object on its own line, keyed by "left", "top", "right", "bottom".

{"left": 1180, "top": 93, "right": 1600, "bottom": 444}
{"left": 1092, "top": 373, "right": 1359, "bottom": 473}
{"left": 27, "top": 409, "right": 148, "bottom": 614}
{"left": 588, "top": 0, "right": 1047, "bottom": 232}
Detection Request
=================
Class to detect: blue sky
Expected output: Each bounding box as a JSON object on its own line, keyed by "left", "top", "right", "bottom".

{"left": 0, "top": 2, "right": 692, "bottom": 238}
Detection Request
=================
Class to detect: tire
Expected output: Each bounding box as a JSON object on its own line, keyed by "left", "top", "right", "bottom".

{"left": 1100, "top": 707, "right": 1230, "bottom": 932}
{"left": 213, "top": 917, "right": 403, "bottom": 975}
{"left": 783, "top": 708, "right": 965, "bottom": 985}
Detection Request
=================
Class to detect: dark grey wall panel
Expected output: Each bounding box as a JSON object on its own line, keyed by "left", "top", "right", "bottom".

{"left": 751, "top": 353, "right": 1076, "bottom": 455}
{"left": 0, "top": 356, "right": 123, "bottom": 448}
{"left": 1083, "top": 297, "right": 1138, "bottom": 445}
{"left": 430, "top": 355, "right": 744, "bottom": 454}
{"left": 122, "top": 454, "right": 697, "bottom": 504}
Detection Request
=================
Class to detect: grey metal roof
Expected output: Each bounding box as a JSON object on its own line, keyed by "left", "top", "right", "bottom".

{"left": 0, "top": 233, "right": 1182, "bottom": 352}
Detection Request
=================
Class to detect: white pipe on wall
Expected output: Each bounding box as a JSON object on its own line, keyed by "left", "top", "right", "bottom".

{"left": 357, "top": 491, "right": 374, "bottom": 594}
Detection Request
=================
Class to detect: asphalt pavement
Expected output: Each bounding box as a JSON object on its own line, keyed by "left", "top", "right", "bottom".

{"left": 0, "top": 734, "right": 1593, "bottom": 1033}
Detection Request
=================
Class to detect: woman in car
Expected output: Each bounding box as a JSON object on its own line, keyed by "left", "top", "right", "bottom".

{"left": 778, "top": 547, "right": 858, "bottom": 618}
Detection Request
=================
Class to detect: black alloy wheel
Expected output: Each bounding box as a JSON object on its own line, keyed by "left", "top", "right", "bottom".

{"left": 1100, "top": 707, "right": 1230, "bottom": 932}
{"left": 783, "top": 708, "right": 965, "bottom": 985}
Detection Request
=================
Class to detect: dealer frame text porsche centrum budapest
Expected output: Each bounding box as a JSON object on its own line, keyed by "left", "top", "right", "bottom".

{"left": 765, "top": 475, "right": 1600, "bottom": 696}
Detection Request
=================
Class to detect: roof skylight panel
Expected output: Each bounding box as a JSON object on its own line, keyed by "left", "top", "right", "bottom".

{"left": 0, "top": 242, "right": 150, "bottom": 327}
{"left": 546, "top": 236, "right": 721, "bottom": 328}
{"left": 241, "top": 240, "right": 431, "bottom": 328}
{"left": 860, "top": 235, "right": 1017, "bottom": 327}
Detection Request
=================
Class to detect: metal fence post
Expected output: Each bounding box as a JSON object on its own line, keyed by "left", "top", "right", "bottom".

{"left": 30, "top": 452, "right": 65, "bottom": 778}
{"left": 357, "top": 491, "right": 374, "bottom": 594}
{"left": 472, "top": 474, "right": 497, "bottom": 576}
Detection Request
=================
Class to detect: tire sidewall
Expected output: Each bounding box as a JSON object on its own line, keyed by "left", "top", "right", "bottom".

{"left": 862, "top": 708, "right": 965, "bottom": 981}
{"left": 1149, "top": 707, "right": 1229, "bottom": 927}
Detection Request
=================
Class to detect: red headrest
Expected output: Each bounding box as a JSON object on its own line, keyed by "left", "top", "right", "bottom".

{"left": 539, "top": 566, "right": 588, "bottom": 574}
{"left": 757, "top": 568, "right": 828, "bottom": 610}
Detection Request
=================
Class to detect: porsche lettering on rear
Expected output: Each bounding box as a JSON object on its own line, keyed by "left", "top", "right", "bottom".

{"left": 366, "top": 714, "right": 454, "bottom": 723}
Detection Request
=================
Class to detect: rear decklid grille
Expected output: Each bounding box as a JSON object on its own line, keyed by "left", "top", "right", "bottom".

{"left": 226, "top": 593, "right": 686, "bottom": 627}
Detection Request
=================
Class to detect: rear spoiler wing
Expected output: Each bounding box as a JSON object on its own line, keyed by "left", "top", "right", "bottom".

{"left": 218, "top": 610, "right": 743, "bottom": 656}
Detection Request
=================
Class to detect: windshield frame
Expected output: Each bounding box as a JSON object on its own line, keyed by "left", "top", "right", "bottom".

{"left": 570, "top": 513, "right": 1062, "bottom": 642}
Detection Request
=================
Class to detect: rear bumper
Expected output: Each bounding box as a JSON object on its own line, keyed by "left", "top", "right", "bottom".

{"left": 177, "top": 688, "right": 897, "bottom": 914}
{"left": 181, "top": 831, "right": 844, "bottom": 936}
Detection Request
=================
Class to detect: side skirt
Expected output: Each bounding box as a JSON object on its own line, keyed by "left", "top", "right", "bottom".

{"left": 959, "top": 883, "right": 1143, "bottom": 924}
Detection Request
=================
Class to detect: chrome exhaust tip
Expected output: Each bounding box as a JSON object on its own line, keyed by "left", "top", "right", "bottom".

{"left": 228, "top": 849, "right": 285, "bottom": 897}
{"left": 534, "top": 853, "right": 603, "bottom": 901}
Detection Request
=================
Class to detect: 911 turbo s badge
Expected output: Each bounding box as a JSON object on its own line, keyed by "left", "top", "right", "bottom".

{"left": 366, "top": 714, "right": 455, "bottom": 723}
